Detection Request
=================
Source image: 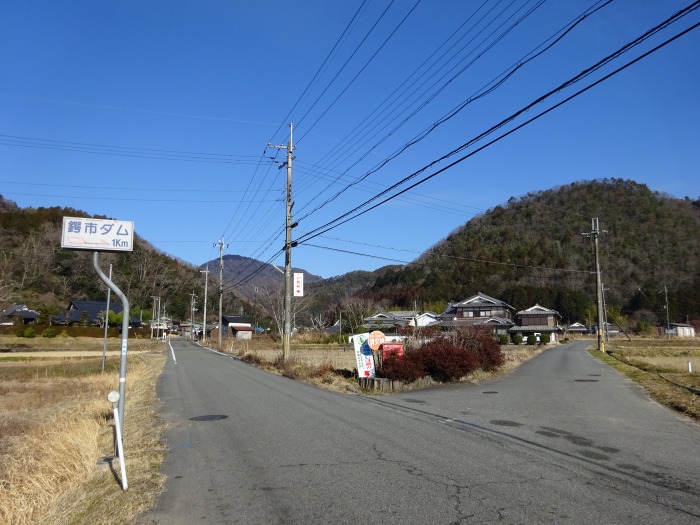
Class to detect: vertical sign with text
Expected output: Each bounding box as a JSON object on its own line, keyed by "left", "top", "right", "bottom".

{"left": 293, "top": 272, "right": 304, "bottom": 297}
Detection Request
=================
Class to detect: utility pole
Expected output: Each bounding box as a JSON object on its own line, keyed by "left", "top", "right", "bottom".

{"left": 582, "top": 218, "right": 607, "bottom": 353}
{"left": 602, "top": 283, "right": 609, "bottom": 342}
{"left": 150, "top": 295, "right": 158, "bottom": 339}
{"left": 664, "top": 284, "right": 670, "bottom": 338}
{"left": 190, "top": 291, "right": 196, "bottom": 340}
{"left": 213, "top": 239, "right": 228, "bottom": 347}
{"left": 269, "top": 123, "right": 296, "bottom": 361}
{"left": 201, "top": 266, "right": 209, "bottom": 343}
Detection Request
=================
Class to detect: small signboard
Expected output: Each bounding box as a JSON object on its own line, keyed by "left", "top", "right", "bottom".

{"left": 61, "top": 217, "right": 134, "bottom": 252}
{"left": 293, "top": 272, "right": 304, "bottom": 297}
{"left": 352, "top": 332, "right": 376, "bottom": 378}
{"left": 368, "top": 330, "right": 386, "bottom": 351}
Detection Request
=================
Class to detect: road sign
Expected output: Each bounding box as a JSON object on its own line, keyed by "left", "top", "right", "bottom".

{"left": 368, "top": 330, "right": 386, "bottom": 351}
{"left": 61, "top": 217, "right": 134, "bottom": 252}
{"left": 352, "top": 333, "right": 376, "bottom": 378}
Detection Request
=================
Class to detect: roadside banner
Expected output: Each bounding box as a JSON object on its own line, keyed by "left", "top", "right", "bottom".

{"left": 293, "top": 272, "right": 304, "bottom": 297}
{"left": 352, "top": 332, "right": 376, "bottom": 378}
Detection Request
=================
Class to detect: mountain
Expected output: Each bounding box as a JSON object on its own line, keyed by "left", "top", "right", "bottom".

{"left": 366, "top": 179, "right": 700, "bottom": 325}
{"left": 3, "top": 179, "right": 699, "bottom": 330}
{"left": 203, "top": 254, "right": 324, "bottom": 304}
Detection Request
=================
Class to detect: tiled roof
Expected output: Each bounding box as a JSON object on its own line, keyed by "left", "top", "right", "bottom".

{"left": 508, "top": 325, "right": 563, "bottom": 332}
{"left": 452, "top": 292, "right": 515, "bottom": 311}
{"left": 516, "top": 303, "right": 560, "bottom": 316}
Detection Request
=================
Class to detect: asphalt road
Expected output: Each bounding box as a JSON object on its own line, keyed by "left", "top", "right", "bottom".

{"left": 142, "top": 339, "right": 700, "bottom": 524}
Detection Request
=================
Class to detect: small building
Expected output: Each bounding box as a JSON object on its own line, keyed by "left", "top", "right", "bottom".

{"left": 565, "top": 322, "right": 589, "bottom": 336}
{"left": 51, "top": 300, "right": 139, "bottom": 327}
{"left": 362, "top": 311, "right": 440, "bottom": 331}
{"left": 223, "top": 315, "right": 254, "bottom": 340}
{"left": 669, "top": 323, "right": 696, "bottom": 338}
{"left": 1, "top": 304, "right": 40, "bottom": 325}
{"left": 440, "top": 293, "right": 516, "bottom": 322}
{"left": 509, "top": 304, "right": 563, "bottom": 343}
{"left": 436, "top": 293, "right": 516, "bottom": 336}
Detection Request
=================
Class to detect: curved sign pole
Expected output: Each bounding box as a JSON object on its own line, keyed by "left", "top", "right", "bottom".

{"left": 93, "top": 252, "right": 130, "bottom": 435}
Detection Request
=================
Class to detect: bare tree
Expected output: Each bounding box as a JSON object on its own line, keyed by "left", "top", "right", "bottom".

{"left": 340, "top": 295, "right": 382, "bottom": 333}
{"left": 256, "top": 283, "right": 285, "bottom": 338}
{"left": 309, "top": 312, "right": 329, "bottom": 338}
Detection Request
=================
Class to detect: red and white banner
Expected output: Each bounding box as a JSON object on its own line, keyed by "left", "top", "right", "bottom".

{"left": 293, "top": 272, "right": 304, "bottom": 297}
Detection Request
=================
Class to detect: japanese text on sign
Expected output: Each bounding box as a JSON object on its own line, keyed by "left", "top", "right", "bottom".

{"left": 61, "top": 217, "right": 134, "bottom": 252}
{"left": 294, "top": 272, "right": 304, "bottom": 297}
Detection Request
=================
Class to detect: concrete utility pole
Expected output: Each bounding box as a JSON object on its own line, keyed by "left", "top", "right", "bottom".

{"left": 664, "top": 284, "right": 670, "bottom": 338}
{"left": 201, "top": 266, "right": 209, "bottom": 343}
{"left": 213, "top": 239, "right": 229, "bottom": 347}
{"left": 269, "top": 123, "right": 296, "bottom": 361}
{"left": 602, "top": 283, "right": 609, "bottom": 342}
{"left": 150, "top": 295, "right": 158, "bottom": 339}
{"left": 190, "top": 291, "right": 196, "bottom": 340}
{"left": 582, "top": 218, "right": 607, "bottom": 353}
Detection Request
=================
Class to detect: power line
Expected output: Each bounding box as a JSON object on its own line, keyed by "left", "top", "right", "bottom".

{"left": 294, "top": 5, "right": 700, "bottom": 245}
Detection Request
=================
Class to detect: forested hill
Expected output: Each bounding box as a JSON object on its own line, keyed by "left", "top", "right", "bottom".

{"left": 368, "top": 179, "right": 700, "bottom": 325}
{"left": 0, "top": 196, "right": 205, "bottom": 321}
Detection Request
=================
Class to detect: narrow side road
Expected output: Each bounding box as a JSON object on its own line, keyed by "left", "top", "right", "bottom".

{"left": 142, "top": 339, "right": 700, "bottom": 524}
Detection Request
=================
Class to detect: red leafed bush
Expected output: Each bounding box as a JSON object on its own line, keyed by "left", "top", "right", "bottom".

{"left": 422, "top": 337, "right": 480, "bottom": 381}
{"left": 377, "top": 327, "right": 505, "bottom": 383}
{"left": 455, "top": 326, "right": 504, "bottom": 371}
{"left": 379, "top": 349, "right": 425, "bottom": 382}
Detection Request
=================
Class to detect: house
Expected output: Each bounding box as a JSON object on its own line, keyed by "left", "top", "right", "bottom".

{"left": 362, "top": 311, "right": 440, "bottom": 331}
{"left": 509, "top": 304, "right": 563, "bottom": 343}
{"left": 223, "top": 315, "right": 254, "bottom": 340}
{"left": 565, "top": 322, "right": 589, "bottom": 336}
{"left": 1, "top": 304, "right": 40, "bottom": 325}
{"left": 669, "top": 323, "right": 696, "bottom": 338}
{"left": 52, "top": 300, "right": 138, "bottom": 327}
{"left": 440, "top": 292, "right": 515, "bottom": 322}
{"left": 437, "top": 293, "right": 515, "bottom": 336}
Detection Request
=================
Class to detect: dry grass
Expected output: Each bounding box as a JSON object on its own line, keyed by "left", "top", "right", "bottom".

{"left": 0, "top": 336, "right": 166, "bottom": 525}
{"left": 593, "top": 338, "right": 700, "bottom": 421}
{"left": 228, "top": 341, "right": 549, "bottom": 393}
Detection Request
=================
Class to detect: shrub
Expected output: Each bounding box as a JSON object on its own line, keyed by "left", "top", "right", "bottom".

{"left": 540, "top": 334, "right": 551, "bottom": 345}
{"left": 42, "top": 327, "right": 57, "bottom": 338}
{"left": 455, "top": 327, "right": 505, "bottom": 371}
{"left": 498, "top": 334, "right": 509, "bottom": 345}
{"left": 16, "top": 327, "right": 26, "bottom": 337}
{"left": 379, "top": 349, "right": 425, "bottom": 383}
{"left": 422, "top": 337, "right": 479, "bottom": 382}
{"left": 527, "top": 334, "right": 537, "bottom": 345}
{"left": 512, "top": 334, "right": 523, "bottom": 345}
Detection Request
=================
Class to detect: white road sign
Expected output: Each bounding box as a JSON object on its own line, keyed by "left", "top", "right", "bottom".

{"left": 61, "top": 217, "right": 134, "bottom": 252}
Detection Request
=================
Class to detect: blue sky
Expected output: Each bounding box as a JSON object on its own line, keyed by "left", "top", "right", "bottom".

{"left": 2, "top": 1, "right": 698, "bottom": 278}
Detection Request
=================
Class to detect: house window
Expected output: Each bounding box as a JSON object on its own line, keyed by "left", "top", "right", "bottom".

{"left": 480, "top": 309, "right": 491, "bottom": 317}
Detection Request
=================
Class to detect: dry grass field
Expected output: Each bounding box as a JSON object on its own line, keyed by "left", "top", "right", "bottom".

{"left": 595, "top": 338, "right": 700, "bottom": 421}
{"left": 0, "top": 335, "right": 166, "bottom": 525}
